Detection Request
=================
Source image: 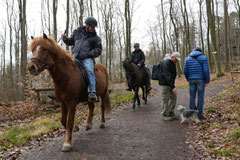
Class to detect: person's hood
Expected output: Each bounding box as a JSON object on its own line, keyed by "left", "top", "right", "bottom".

{"left": 189, "top": 51, "right": 203, "bottom": 57}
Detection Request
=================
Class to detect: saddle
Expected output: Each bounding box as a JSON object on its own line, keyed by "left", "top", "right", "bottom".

{"left": 75, "top": 59, "right": 90, "bottom": 90}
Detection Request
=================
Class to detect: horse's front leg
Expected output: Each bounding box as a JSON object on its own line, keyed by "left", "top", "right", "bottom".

{"left": 62, "top": 104, "right": 76, "bottom": 152}
{"left": 136, "top": 89, "right": 141, "bottom": 106}
{"left": 145, "top": 86, "right": 148, "bottom": 104}
{"left": 132, "top": 87, "right": 139, "bottom": 110}
{"left": 60, "top": 102, "right": 68, "bottom": 129}
{"left": 86, "top": 102, "right": 95, "bottom": 131}
{"left": 141, "top": 86, "right": 145, "bottom": 100}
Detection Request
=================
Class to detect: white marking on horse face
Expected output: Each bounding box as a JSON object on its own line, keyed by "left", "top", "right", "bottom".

{"left": 36, "top": 45, "right": 41, "bottom": 55}
{"left": 33, "top": 45, "right": 41, "bottom": 58}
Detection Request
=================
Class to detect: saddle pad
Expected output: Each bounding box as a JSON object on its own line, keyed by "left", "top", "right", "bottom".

{"left": 75, "top": 59, "right": 90, "bottom": 89}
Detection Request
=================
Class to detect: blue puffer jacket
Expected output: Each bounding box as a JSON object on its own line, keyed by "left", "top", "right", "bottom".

{"left": 184, "top": 51, "right": 210, "bottom": 83}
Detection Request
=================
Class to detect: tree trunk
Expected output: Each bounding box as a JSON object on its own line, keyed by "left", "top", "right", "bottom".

{"left": 224, "top": 0, "right": 230, "bottom": 71}
{"left": 161, "top": 0, "right": 167, "bottom": 57}
{"left": 206, "top": 0, "right": 223, "bottom": 77}
{"left": 19, "top": 0, "right": 28, "bottom": 96}
{"left": 77, "top": 0, "right": 84, "bottom": 26}
{"left": 183, "top": 0, "right": 191, "bottom": 54}
{"left": 198, "top": 0, "right": 204, "bottom": 53}
{"left": 125, "top": 0, "right": 131, "bottom": 57}
{"left": 207, "top": 20, "right": 213, "bottom": 73}
{"left": 169, "top": 0, "right": 181, "bottom": 77}
{"left": 66, "top": 0, "right": 70, "bottom": 50}
{"left": 53, "top": 0, "right": 58, "bottom": 41}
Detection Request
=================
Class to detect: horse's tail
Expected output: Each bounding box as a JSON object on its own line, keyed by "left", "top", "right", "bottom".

{"left": 104, "top": 91, "right": 111, "bottom": 114}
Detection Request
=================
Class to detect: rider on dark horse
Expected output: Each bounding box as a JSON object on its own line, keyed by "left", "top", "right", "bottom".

{"left": 62, "top": 17, "right": 102, "bottom": 102}
{"left": 126, "top": 43, "right": 152, "bottom": 92}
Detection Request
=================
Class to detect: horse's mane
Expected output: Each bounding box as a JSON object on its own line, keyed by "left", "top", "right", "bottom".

{"left": 123, "top": 58, "right": 139, "bottom": 73}
{"left": 29, "top": 36, "right": 73, "bottom": 61}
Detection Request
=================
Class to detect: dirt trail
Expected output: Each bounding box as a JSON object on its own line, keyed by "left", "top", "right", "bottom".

{"left": 21, "top": 81, "right": 227, "bottom": 160}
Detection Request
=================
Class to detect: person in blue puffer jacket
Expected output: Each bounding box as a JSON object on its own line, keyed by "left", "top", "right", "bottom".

{"left": 184, "top": 47, "right": 210, "bottom": 120}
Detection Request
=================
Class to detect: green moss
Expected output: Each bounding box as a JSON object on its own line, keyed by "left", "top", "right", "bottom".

{"left": 205, "top": 142, "right": 214, "bottom": 148}
{"left": 0, "top": 126, "right": 32, "bottom": 149}
{"left": 229, "top": 127, "right": 240, "bottom": 140}
{"left": 208, "top": 105, "right": 217, "bottom": 112}
{"left": 213, "top": 149, "right": 235, "bottom": 156}
{"left": 213, "top": 94, "right": 223, "bottom": 102}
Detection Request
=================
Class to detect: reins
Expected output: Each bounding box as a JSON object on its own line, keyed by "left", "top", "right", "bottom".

{"left": 31, "top": 49, "right": 57, "bottom": 72}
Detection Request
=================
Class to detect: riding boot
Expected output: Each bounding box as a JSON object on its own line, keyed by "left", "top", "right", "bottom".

{"left": 126, "top": 84, "right": 132, "bottom": 91}
{"left": 88, "top": 92, "right": 99, "bottom": 102}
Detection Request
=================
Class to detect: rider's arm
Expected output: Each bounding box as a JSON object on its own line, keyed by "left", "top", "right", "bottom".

{"left": 89, "top": 37, "right": 102, "bottom": 58}
{"left": 139, "top": 51, "right": 145, "bottom": 66}
{"left": 63, "top": 31, "right": 74, "bottom": 46}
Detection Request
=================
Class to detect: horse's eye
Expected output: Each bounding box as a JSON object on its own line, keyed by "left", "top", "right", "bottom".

{"left": 42, "top": 48, "right": 47, "bottom": 52}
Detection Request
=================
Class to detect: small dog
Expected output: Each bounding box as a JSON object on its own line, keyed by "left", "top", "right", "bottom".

{"left": 177, "top": 105, "right": 200, "bottom": 123}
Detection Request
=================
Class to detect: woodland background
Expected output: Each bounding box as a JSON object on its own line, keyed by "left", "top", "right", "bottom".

{"left": 0, "top": 0, "right": 240, "bottom": 102}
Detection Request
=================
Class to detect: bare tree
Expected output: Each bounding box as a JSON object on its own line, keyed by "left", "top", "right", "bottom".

{"left": 53, "top": 0, "right": 58, "bottom": 41}
{"left": 160, "top": 0, "right": 167, "bottom": 57}
{"left": 6, "top": 0, "right": 14, "bottom": 89}
{"left": 77, "top": 0, "right": 84, "bottom": 26}
{"left": 18, "top": 0, "right": 28, "bottom": 86}
{"left": 224, "top": 0, "right": 230, "bottom": 71}
{"left": 233, "top": 0, "right": 240, "bottom": 27}
{"left": 206, "top": 0, "right": 223, "bottom": 76}
{"left": 66, "top": 0, "right": 70, "bottom": 50}
{"left": 0, "top": 23, "right": 7, "bottom": 87}
{"left": 198, "top": 0, "right": 204, "bottom": 53}
{"left": 125, "top": 0, "right": 131, "bottom": 57}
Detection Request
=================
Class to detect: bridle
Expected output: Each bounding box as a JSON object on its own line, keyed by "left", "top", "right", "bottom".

{"left": 30, "top": 49, "right": 55, "bottom": 72}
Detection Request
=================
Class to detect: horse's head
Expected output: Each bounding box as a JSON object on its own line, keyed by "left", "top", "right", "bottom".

{"left": 123, "top": 57, "right": 132, "bottom": 71}
{"left": 28, "top": 33, "right": 58, "bottom": 75}
{"left": 123, "top": 57, "right": 138, "bottom": 73}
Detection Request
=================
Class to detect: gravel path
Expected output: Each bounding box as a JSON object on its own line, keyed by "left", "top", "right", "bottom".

{"left": 21, "top": 81, "right": 227, "bottom": 160}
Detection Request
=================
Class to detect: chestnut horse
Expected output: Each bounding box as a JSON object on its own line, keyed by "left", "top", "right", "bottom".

{"left": 123, "top": 58, "right": 150, "bottom": 110}
{"left": 28, "top": 33, "right": 111, "bottom": 152}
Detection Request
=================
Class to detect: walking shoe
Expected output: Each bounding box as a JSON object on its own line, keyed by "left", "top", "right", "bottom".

{"left": 170, "top": 115, "right": 179, "bottom": 120}
{"left": 88, "top": 92, "right": 99, "bottom": 102}
{"left": 198, "top": 115, "right": 205, "bottom": 120}
{"left": 169, "top": 113, "right": 179, "bottom": 120}
{"left": 162, "top": 116, "right": 172, "bottom": 121}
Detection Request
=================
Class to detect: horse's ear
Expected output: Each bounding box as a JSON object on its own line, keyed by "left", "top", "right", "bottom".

{"left": 43, "top": 33, "right": 48, "bottom": 39}
{"left": 31, "top": 36, "right": 34, "bottom": 40}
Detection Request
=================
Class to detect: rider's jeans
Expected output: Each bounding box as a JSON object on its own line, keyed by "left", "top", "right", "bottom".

{"left": 81, "top": 58, "right": 96, "bottom": 93}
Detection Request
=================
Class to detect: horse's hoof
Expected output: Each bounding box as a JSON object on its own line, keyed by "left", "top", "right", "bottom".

{"left": 100, "top": 124, "right": 105, "bottom": 129}
{"left": 73, "top": 126, "right": 79, "bottom": 132}
{"left": 86, "top": 125, "right": 92, "bottom": 131}
{"left": 62, "top": 145, "right": 72, "bottom": 152}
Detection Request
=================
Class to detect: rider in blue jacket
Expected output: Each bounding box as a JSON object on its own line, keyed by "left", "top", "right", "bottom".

{"left": 184, "top": 47, "right": 210, "bottom": 120}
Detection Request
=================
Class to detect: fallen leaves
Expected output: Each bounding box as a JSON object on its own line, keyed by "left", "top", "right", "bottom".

{"left": 187, "top": 75, "right": 240, "bottom": 159}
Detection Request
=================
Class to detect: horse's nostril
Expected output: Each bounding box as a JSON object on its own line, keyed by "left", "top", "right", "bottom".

{"left": 30, "top": 65, "right": 35, "bottom": 71}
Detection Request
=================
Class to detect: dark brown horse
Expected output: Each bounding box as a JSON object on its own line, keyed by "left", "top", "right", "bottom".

{"left": 27, "top": 33, "right": 111, "bottom": 152}
{"left": 123, "top": 58, "right": 150, "bottom": 110}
